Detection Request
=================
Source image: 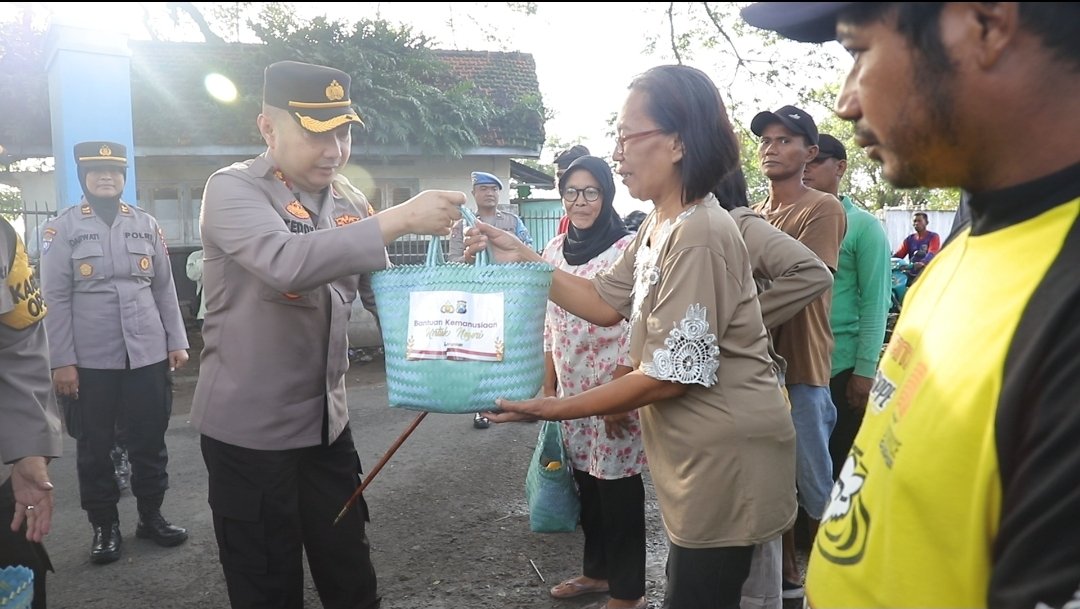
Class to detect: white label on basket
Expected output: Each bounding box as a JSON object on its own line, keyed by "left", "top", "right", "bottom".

{"left": 406, "top": 291, "right": 505, "bottom": 361}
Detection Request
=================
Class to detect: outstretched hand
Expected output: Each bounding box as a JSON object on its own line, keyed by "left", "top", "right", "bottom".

{"left": 481, "top": 396, "right": 554, "bottom": 423}
{"left": 378, "top": 190, "right": 466, "bottom": 243}
{"left": 11, "top": 456, "right": 54, "bottom": 543}
{"left": 464, "top": 223, "right": 543, "bottom": 265}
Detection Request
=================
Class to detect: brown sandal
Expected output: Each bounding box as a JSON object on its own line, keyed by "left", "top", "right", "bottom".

{"left": 549, "top": 577, "right": 610, "bottom": 599}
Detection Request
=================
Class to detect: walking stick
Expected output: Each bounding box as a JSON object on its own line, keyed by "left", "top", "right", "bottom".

{"left": 333, "top": 411, "right": 428, "bottom": 526}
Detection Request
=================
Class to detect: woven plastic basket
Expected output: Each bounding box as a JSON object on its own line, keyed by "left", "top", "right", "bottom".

{"left": 371, "top": 208, "right": 554, "bottom": 413}
{"left": 0, "top": 566, "right": 33, "bottom": 609}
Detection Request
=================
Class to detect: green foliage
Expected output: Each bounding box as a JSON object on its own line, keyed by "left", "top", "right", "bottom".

{"left": 251, "top": 11, "right": 502, "bottom": 157}
{"left": 0, "top": 187, "right": 21, "bottom": 222}
{"left": 0, "top": 3, "right": 547, "bottom": 160}
{"left": 647, "top": 2, "right": 959, "bottom": 211}
{"left": 0, "top": 16, "right": 51, "bottom": 156}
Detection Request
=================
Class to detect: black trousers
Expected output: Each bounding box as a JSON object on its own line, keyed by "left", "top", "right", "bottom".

{"left": 68, "top": 360, "right": 172, "bottom": 524}
{"left": 0, "top": 478, "right": 52, "bottom": 609}
{"left": 201, "top": 426, "right": 379, "bottom": 609}
{"left": 574, "top": 469, "right": 646, "bottom": 601}
{"left": 663, "top": 542, "right": 753, "bottom": 609}
{"left": 828, "top": 368, "right": 865, "bottom": 480}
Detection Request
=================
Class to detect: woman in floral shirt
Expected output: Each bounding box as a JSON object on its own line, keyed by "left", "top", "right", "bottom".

{"left": 472, "top": 65, "right": 796, "bottom": 609}
{"left": 541, "top": 155, "right": 645, "bottom": 609}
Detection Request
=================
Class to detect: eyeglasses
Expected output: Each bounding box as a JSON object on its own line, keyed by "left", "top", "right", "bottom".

{"left": 562, "top": 186, "right": 602, "bottom": 203}
{"left": 614, "top": 128, "right": 665, "bottom": 154}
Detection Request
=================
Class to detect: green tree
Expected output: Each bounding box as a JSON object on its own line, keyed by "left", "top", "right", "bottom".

{"left": 0, "top": 3, "right": 546, "bottom": 161}
{"left": 0, "top": 11, "right": 51, "bottom": 159}
{"left": 657, "top": 2, "right": 960, "bottom": 210}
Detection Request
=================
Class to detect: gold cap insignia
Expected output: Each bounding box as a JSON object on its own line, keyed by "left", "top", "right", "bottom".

{"left": 139, "top": 256, "right": 151, "bottom": 271}
{"left": 99, "top": 144, "right": 112, "bottom": 156}
{"left": 79, "top": 263, "right": 93, "bottom": 277}
{"left": 326, "top": 80, "right": 345, "bottom": 102}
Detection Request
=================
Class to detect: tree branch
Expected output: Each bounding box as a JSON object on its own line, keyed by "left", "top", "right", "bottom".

{"left": 667, "top": 2, "right": 682, "bottom": 64}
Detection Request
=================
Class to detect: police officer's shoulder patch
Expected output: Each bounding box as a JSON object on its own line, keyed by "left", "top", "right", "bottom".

{"left": 41, "top": 226, "right": 57, "bottom": 255}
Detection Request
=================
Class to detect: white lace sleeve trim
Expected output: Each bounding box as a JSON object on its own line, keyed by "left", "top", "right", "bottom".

{"left": 639, "top": 303, "right": 720, "bottom": 387}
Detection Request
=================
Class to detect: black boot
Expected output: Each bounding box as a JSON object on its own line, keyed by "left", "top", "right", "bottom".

{"left": 135, "top": 511, "right": 188, "bottom": 547}
{"left": 90, "top": 522, "right": 122, "bottom": 564}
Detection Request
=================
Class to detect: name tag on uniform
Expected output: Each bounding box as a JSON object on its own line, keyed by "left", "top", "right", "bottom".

{"left": 406, "top": 291, "right": 504, "bottom": 362}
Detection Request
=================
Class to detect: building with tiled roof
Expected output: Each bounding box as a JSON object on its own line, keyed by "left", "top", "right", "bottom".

{"left": 6, "top": 34, "right": 548, "bottom": 251}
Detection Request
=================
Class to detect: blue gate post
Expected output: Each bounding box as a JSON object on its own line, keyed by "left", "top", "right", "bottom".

{"left": 44, "top": 24, "right": 137, "bottom": 210}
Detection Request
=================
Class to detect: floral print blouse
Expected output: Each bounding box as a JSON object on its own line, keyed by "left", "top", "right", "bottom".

{"left": 542, "top": 233, "right": 646, "bottom": 479}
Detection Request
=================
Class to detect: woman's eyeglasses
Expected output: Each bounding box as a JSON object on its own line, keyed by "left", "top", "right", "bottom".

{"left": 614, "top": 128, "right": 665, "bottom": 154}
{"left": 562, "top": 187, "right": 602, "bottom": 203}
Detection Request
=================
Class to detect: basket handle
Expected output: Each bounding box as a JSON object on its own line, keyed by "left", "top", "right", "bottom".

{"left": 426, "top": 206, "right": 488, "bottom": 267}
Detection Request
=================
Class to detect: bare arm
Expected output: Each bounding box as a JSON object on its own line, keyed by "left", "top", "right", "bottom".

{"left": 467, "top": 222, "right": 623, "bottom": 326}
{"left": 484, "top": 369, "right": 688, "bottom": 422}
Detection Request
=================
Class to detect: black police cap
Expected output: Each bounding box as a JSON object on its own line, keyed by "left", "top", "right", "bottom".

{"left": 74, "top": 141, "right": 128, "bottom": 170}
{"left": 263, "top": 60, "right": 365, "bottom": 133}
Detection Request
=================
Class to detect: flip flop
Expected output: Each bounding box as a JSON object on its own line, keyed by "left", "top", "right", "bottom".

{"left": 549, "top": 577, "right": 610, "bottom": 599}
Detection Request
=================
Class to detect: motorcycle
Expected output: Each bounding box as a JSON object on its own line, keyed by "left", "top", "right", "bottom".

{"left": 884, "top": 257, "right": 914, "bottom": 348}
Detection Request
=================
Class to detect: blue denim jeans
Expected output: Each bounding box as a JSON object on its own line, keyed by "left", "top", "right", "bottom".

{"left": 787, "top": 384, "right": 837, "bottom": 519}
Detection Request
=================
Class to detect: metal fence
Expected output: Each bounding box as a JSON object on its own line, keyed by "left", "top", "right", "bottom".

{"left": 11, "top": 199, "right": 565, "bottom": 267}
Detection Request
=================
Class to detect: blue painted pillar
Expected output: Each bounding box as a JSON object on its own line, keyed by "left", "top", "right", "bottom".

{"left": 44, "top": 24, "right": 137, "bottom": 209}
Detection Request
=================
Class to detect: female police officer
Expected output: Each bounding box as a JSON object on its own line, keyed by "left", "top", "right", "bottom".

{"left": 40, "top": 141, "right": 190, "bottom": 564}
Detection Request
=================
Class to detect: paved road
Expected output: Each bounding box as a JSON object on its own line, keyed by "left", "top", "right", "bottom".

{"left": 38, "top": 358, "right": 672, "bottom": 609}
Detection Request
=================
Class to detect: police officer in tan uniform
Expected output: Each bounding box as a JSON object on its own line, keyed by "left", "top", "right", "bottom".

{"left": 1, "top": 215, "right": 62, "bottom": 608}
{"left": 39, "top": 141, "right": 190, "bottom": 565}
{"left": 191, "top": 60, "right": 465, "bottom": 609}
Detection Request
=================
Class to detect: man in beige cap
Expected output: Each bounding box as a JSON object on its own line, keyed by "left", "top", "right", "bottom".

{"left": 192, "top": 59, "right": 465, "bottom": 608}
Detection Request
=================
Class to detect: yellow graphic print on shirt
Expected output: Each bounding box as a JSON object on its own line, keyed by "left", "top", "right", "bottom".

{"left": 1, "top": 229, "right": 47, "bottom": 329}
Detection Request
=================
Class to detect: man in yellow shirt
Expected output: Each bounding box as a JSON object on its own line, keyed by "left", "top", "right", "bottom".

{"left": 742, "top": 3, "right": 1080, "bottom": 607}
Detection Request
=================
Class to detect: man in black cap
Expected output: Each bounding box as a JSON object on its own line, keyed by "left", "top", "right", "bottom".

{"left": 801, "top": 134, "right": 890, "bottom": 491}
{"left": 39, "top": 141, "right": 190, "bottom": 565}
{"left": 742, "top": 3, "right": 1080, "bottom": 607}
{"left": 192, "top": 60, "right": 465, "bottom": 609}
{"left": 749, "top": 104, "right": 846, "bottom": 599}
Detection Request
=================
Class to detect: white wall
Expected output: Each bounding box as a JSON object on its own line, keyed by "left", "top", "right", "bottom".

{"left": 880, "top": 209, "right": 956, "bottom": 253}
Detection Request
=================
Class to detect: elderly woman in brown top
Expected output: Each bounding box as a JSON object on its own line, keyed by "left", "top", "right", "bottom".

{"left": 470, "top": 64, "right": 797, "bottom": 609}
